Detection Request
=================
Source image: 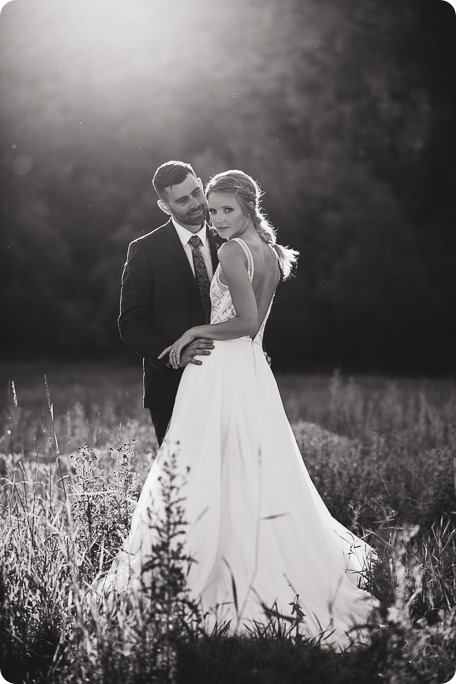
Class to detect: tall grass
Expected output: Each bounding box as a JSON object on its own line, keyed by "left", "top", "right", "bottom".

{"left": 1, "top": 364, "right": 456, "bottom": 682}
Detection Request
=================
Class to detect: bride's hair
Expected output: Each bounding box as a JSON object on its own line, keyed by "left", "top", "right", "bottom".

{"left": 205, "top": 169, "right": 299, "bottom": 279}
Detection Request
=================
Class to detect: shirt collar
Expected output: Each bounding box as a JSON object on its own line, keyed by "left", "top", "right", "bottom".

{"left": 171, "top": 217, "right": 208, "bottom": 247}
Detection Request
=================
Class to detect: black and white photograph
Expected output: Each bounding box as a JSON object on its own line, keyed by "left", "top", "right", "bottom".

{"left": 0, "top": 0, "right": 455, "bottom": 682}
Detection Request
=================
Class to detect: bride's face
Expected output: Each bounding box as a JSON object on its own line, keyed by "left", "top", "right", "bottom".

{"left": 207, "top": 192, "right": 249, "bottom": 240}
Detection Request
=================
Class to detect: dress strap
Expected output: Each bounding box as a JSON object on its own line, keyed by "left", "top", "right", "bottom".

{"left": 231, "top": 238, "right": 254, "bottom": 280}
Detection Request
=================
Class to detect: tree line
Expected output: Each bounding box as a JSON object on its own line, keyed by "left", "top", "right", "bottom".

{"left": 0, "top": 0, "right": 455, "bottom": 374}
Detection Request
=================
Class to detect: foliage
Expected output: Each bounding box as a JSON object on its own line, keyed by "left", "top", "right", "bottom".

{"left": 69, "top": 441, "right": 140, "bottom": 580}
{"left": 1, "top": 368, "right": 456, "bottom": 681}
{"left": 59, "top": 445, "right": 206, "bottom": 684}
{"left": 0, "top": 0, "right": 455, "bottom": 373}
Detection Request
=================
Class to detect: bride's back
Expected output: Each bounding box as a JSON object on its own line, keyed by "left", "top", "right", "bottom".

{"left": 241, "top": 234, "right": 281, "bottom": 335}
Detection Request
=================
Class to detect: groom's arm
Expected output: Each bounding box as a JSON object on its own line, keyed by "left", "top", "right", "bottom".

{"left": 118, "top": 240, "right": 169, "bottom": 374}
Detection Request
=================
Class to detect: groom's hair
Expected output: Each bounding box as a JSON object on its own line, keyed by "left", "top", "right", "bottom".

{"left": 152, "top": 161, "right": 197, "bottom": 200}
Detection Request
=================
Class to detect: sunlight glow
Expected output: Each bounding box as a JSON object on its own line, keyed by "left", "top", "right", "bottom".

{"left": 0, "top": 0, "right": 218, "bottom": 152}
{"left": 0, "top": 0, "right": 14, "bottom": 12}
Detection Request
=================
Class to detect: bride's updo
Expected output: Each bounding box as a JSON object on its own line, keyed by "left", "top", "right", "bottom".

{"left": 205, "top": 169, "right": 298, "bottom": 279}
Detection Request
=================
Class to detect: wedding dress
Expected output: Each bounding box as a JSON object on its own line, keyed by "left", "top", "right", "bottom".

{"left": 99, "top": 238, "right": 378, "bottom": 648}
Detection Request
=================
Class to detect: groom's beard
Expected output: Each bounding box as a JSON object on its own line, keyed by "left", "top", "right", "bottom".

{"left": 176, "top": 204, "right": 206, "bottom": 226}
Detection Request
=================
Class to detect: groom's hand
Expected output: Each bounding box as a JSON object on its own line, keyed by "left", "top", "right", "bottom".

{"left": 178, "top": 338, "right": 214, "bottom": 368}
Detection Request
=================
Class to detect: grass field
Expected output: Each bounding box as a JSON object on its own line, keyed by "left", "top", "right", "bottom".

{"left": 1, "top": 361, "right": 456, "bottom": 683}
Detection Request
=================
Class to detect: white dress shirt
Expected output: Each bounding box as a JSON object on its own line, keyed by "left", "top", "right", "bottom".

{"left": 171, "top": 218, "right": 214, "bottom": 280}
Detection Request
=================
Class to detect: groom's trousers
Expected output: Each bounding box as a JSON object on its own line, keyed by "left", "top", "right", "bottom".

{"left": 149, "top": 408, "right": 172, "bottom": 447}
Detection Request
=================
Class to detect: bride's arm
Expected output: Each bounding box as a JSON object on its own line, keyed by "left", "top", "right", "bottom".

{"left": 159, "top": 241, "right": 258, "bottom": 368}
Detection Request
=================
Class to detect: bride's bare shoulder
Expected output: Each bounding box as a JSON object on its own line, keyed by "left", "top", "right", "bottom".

{"left": 217, "top": 240, "right": 246, "bottom": 259}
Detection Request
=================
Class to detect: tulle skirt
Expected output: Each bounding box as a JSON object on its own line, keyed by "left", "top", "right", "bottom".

{"left": 99, "top": 338, "right": 379, "bottom": 649}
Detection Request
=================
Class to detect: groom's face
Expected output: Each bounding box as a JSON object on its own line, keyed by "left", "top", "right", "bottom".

{"left": 160, "top": 174, "right": 207, "bottom": 229}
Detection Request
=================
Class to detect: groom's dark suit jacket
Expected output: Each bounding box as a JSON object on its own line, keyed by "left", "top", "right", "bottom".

{"left": 118, "top": 218, "right": 221, "bottom": 410}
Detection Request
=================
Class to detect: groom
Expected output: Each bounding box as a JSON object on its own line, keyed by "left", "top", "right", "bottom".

{"left": 118, "top": 161, "right": 222, "bottom": 445}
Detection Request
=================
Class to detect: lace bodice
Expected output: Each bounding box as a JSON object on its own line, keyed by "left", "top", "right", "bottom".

{"left": 210, "top": 238, "right": 275, "bottom": 347}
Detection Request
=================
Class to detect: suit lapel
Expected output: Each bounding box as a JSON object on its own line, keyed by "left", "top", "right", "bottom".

{"left": 160, "top": 220, "right": 224, "bottom": 304}
{"left": 159, "top": 220, "right": 201, "bottom": 302}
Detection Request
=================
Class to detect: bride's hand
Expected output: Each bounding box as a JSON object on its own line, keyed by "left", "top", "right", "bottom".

{"left": 158, "top": 329, "right": 197, "bottom": 369}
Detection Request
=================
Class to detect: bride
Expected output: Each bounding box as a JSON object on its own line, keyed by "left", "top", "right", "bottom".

{"left": 99, "top": 170, "right": 378, "bottom": 648}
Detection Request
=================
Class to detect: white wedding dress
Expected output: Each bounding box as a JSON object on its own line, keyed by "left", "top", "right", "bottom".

{"left": 99, "top": 238, "right": 378, "bottom": 648}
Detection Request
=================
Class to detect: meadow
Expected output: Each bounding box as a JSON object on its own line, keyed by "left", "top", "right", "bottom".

{"left": 1, "top": 361, "right": 455, "bottom": 683}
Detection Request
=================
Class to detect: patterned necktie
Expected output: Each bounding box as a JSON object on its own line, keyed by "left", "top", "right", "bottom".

{"left": 188, "top": 234, "right": 211, "bottom": 323}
